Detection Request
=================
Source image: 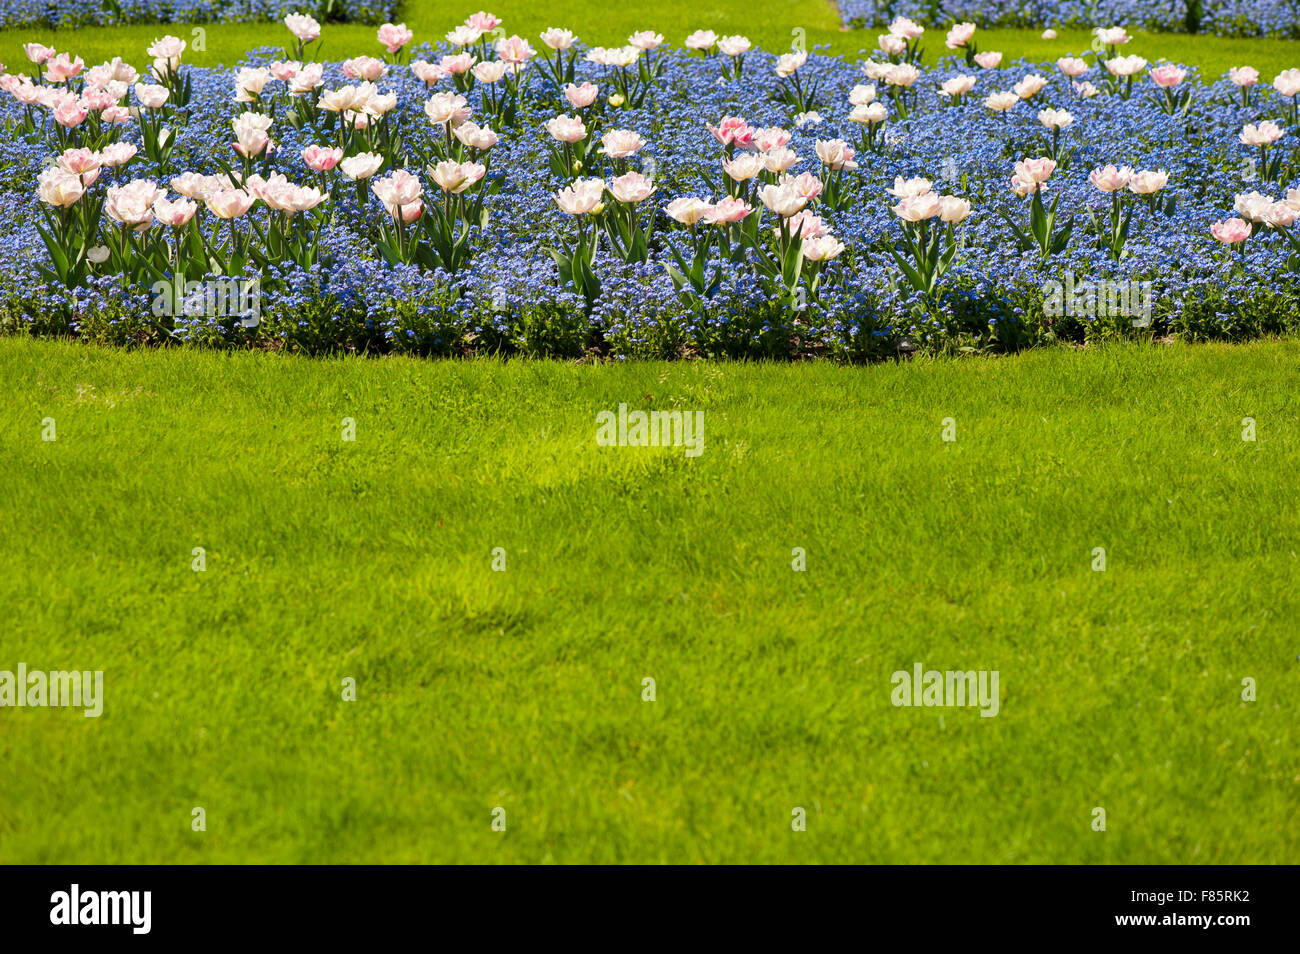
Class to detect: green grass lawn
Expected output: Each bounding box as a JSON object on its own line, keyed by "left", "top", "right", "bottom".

{"left": 1, "top": 2, "right": 1297, "bottom": 78}
{"left": 1, "top": 336, "right": 1296, "bottom": 863}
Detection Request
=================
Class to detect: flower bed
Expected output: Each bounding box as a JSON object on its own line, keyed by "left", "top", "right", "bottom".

{"left": 0, "top": 0, "right": 396, "bottom": 29}
{"left": 3, "top": 13, "right": 1299, "bottom": 360}
{"left": 836, "top": 0, "right": 1300, "bottom": 38}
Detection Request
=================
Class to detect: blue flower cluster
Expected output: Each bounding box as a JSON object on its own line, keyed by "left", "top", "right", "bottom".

{"left": 0, "top": 0, "right": 396, "bottom": 29}
{"left": 3, "top": 39, "right": 1299, "bottom": 361}
{"left": 837, "top": 0, "right": 1300, "bottom": 38}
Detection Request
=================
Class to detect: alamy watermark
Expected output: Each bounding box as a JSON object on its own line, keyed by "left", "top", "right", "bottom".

{"left": 50, "top": 885, "right": 150, "bottom": 934}
{"left": 596, "top": 403, "right": 704, "bottom": 457}
{"left": 891, "top": 663, "right": 1000, "bottom": 717}
{"left": 151, "top": 276, "right": 261, "bottom": 327}
{"left": 0, "top": 664, "right": 103, "bottom": 717}
{"left": 1043, "top": 270, "right": 1153, "bottom": 328}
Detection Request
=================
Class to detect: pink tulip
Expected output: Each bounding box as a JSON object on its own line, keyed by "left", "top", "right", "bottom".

{"left": 24, "top": 43, "right": 55, "bottom": 64}
{"left": 707, "top": 116, "right": 756, "bottom": 150}
{"left": 1014, "top": 157, "right": 1056, "bottom": 183}
{"left": 302, "top": 145, "right": 344, "bottom": 172}
{"left": 495, "top": 35, "right": 536, "bottom": 65}
{"left": 269, "top": 60, "right": 300, "bottom": 82}
{"left": 665, "top": 196, "right": 714, "bottom": 225}
{"left": 974, "top": 51, "right": 1002, "bottom": 69}
{"left": 1129, "top": 170, "right": 1168, "bottom": 195}
{"left": 1149, "top": 64, "right": 1185, "bottom": 88}
{"left": 37, "top": 168, "right": 85, "bottom": 207}
{"left": 372, "top": 170, "right": 423, "bottom": 209}
{"left": 343, "top": 56, "right": 386, "bottom": 81}
{"left": 340, "top": 152, "right": 384, "bottom": 180}
{"left": 97, "top": 142, "right": 137, "bottom": 167}
{"left": 1228, "top": 66, "right": 1258, "bottom": 87}
{"left": 1056, "top": 57, "right": 1088, "bottom": 77}
{"left": 546, "top": 114, "right": 586, "bottom": 143}
{"left": 1089, "top": 164, "right": 1133, "bottom": 192}
{"left": 554, "top": 178, "right": 606, "bottom": 216}
{"left": 564, "top": 82, "right": 598, "bottom": 109}
{"left": 1240, "top": 121, "right": 1283, "bottom": 146}
{"left": 153, "top": 196, "right": 198, "bottom": 227}
{"left": 428, "top": 160, "right": 486, "bottom": 194}
{"left": 945, "top": 23, "right": 976, "bottom": 49}
{"left": 466, "top": 11, "right": 502, "bottom": 32}
{"left": 53, "top": 99, "right": 87, "bottom": 128}
{"left": 377, "top": 22, "right": 414, "bottom": 53}
{"left": 609, "top": 172, "right": 655, "bottom": 204}
{"left": 285, "top": 14, "right": 321, "bottom": 42}
{"left": 1210, "top": 218, "right": 1251, "bottom": 244}
{"left": 600, "top": 129, "right": 645, "bottom": 159}
{"left": 205, "top": 188, "right": 255, "bottom": 219}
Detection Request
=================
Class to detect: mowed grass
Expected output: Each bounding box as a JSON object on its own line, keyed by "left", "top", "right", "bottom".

{"left": 0, "top": 337, "right": 1296, "bottom": 863}
{"left": 1, "top": 1, "right": 1297, "bottom": 78}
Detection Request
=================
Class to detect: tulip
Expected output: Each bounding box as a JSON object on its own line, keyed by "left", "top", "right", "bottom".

{"left": 302, "top": 145, "right": 344, "bottom": 172}
{"left": 984, "top": 91, "right": 1019, "bottom": 112}
{"left": 753, "top": 127, "right": 791, "bottom": 152}
{"left": 802, "top": 235, "right": 846, "bottom": 261}
{"left": 939, "top": 196, "right": 972, "bottom": 223}
{"left": 717, "top": 36, "right": 751, "bottom": 57}
{"left": 153, "top": 196, "right": 198, "bottom": 227}
{"left": 1149, "top": 64, "right": 1185, "bottom": 88}
{"left": 428, "top": 160, "right": 486, "bottom": 194}
{"left": 342, "top": 57, "right": 386, "bottom": 81}
{"left": 472, "top": 61, "right": 509, "bottom": 84}
{"left": 1014, "top": 74, "right": 1047, "bottom": 99}
{"left": 135, "top": 83, "right": 168, "bottom": 108}
{"left": 893, "top": 193, "right": 943, "bottom": 221}
{"left": 547, "top": 114, "right": 587, "bottom": 144}
{"left": 496, "top": 35, "right": 536, "bottom": 65}
{"left": 554, "top": 178, "right": 606, "bottom": 215}
{"left": 888, "top": 176, "right": 932, "bottom": 198}
{"left": 939, "top": 76, "right": 976, "bottom": 99}
{"left": 609, "top": 172, "right": 656, "bottom": 204}
{"left": 849, "top": 84, "right": 876, "bottom": 106}
{"left": 945, "top": 23, "right": 976, "bottom": 49}
{"left": 377, "top": 23, "right": 414, "bottom": 54}
{"left": 466, "top": 12, "right": 502, "bottom": 32}
{"left": 600, "top": 129, "right": 645, "bottom": 159}
{"left": 685, "top": 31, "right": 717, "bottom": 52}
{"left": 1129, "top": 170, "right": 1168, "bottom": 195}
{"left": 37, "top": 168, "right": 85, "bottom": 207}
{"left": 564, "top": 82, "right": 598, "bottom": 108}
{"left": 1239, "top": 121, "right": 1282, "bottom": 146}
{"left": 541, "top": 28, "right": 577, "bottom": 51}
{"left": 372, "top": 170, "right": 423, "bottom": 209}
{"left": 1210, "top": 218, "right": 1251, "bottom": 244}
{"left": 774, "top": 51, "right": 807, "bottom": 77}
{"left": 454, "top": 122, "right": 499, "bottom": 151}
{"left": 1094, "top": 27, "right": 1130, "bottom": 47}
{"left": 815, "top": 139, "right": 858, "bottom": 170}
{"left": 340, "top": 152, "right": 385, "bottom": 180}
{"left": 205, "top": 188, "right": 255, "bottom": 219}
{"left": 285, "top": 14, "right": 321, "bottom": 42}
{"left": 665, "top": 196, "right": 714, "bottom": 225}
{"left": 757, "top": 183, "right": 806, "bottom": 218}
{"left": 762, "top": 148, "right": 800, "bottom": 174}
{"left": 1038, "top": 107, "right": 1072, "bottom": 129}
{"left": 1089, "top": 165, "right": 1133, "bottom": 192}
{"left": 722, "top": 153, "right": 764, "bottom": 182}
{"left": 1228, "top": 66, "right": 1259, "bottom": 87}
{"left": 889, "top": 17, "right": 924, "bottom": 39}
{"left": 974, "top": 51, "right": 1002, "bottom": 69}
{"left": 1056, "top": 57, "right": 1088, "bottom": 77}
{"left": 447, "top": 26, "right": 483, "bottom": 48}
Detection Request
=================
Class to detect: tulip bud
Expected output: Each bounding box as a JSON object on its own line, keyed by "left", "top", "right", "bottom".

{"left": 608, "top": 93, "right": 625, "bottom": 107}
